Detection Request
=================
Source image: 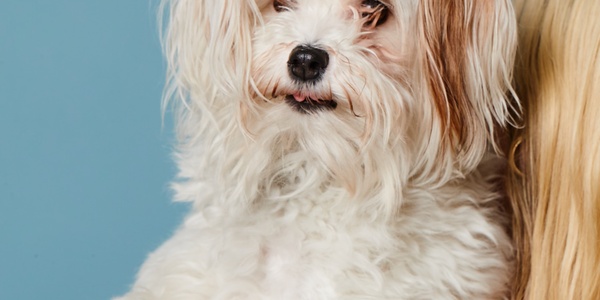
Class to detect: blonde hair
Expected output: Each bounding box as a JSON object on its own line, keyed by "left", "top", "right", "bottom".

{"left": 509, "top": 0, "right": 600, "bottom": 298}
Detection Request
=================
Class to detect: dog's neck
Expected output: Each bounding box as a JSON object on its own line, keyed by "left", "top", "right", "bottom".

{"left": 173, "top": 103, "right": 432, "bottom": 221}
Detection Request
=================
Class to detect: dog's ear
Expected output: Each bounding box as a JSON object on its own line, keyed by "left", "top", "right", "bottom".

{"left": 418, "top": 0, "right": 517, "bottom": 170}
{"left": 161, "top": 0, "right": 260, "bottom": 101}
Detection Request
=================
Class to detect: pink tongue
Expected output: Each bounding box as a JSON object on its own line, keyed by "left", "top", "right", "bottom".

{"left": 293, "top": 93, "right": 306, "bottom": 102}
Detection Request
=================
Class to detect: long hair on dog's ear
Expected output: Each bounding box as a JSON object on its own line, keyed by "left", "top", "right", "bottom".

{"left": 416, "top": 0, "right": 518, "bottom": 176}
{"left": 508, "top": 0, "right": 600, "bottom": 299}
{"left": 159, "top": 0, "right": 264, "bottom": 126}
{"left": 158, "top": 0, "right": 263, "bottom": 203}
{"left": 160, "top": 0, "right": 258, "bottom": 99}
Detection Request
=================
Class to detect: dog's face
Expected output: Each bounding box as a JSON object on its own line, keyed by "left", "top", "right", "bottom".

{"left": 252, "top": 0, "right": 411, "bottom": 118}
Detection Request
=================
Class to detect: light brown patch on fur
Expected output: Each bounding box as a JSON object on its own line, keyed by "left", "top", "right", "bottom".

{"left": 419, "top": 1, "right": 491, "bottom": 152}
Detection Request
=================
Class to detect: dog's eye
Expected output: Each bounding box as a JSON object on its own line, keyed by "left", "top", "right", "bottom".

{"left": 361, "top": 0, "right": 389, "bottom": 27}
{"left": 273, "top": 0, "right": 288, "bottom": 12}
{"left": 362, "top": 0, "right": 383, "bottom": 8}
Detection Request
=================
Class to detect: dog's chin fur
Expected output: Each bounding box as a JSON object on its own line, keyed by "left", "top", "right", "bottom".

{"left": 117, "top": 0, "right": 518, "bottom": 299}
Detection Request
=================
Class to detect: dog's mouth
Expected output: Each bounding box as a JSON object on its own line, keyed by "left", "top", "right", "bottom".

{"left": 284, "top": 93, "right": 337, "bottom": 114}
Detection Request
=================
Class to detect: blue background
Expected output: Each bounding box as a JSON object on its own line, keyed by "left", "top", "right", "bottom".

{"left": 0, "top": 1, "right": 188, "bottom": 299}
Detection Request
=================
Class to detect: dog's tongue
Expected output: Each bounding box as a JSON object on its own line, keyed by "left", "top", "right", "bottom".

{"left": 293, "top": 93, "right": 306, "bottom": 102}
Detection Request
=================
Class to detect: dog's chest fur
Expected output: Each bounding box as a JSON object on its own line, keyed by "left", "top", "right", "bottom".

{"left": 124, "top": 159, "right": 511, "bottom": 299}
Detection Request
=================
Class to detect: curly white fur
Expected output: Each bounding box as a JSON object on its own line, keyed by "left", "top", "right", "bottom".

{"left": 116, "top": 0, "right": 518, "bottom": 299}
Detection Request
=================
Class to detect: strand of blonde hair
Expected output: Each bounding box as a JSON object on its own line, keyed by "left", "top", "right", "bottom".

{"left": 510, "top": 0, "right": 600, "bottom": 298}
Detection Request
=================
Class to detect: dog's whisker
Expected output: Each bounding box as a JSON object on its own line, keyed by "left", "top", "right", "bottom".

{"left": 271, "top": 79, "right": 280, "bottom": 98}
{"left": 341, "top": 83, "right": 361, "bottom": 118}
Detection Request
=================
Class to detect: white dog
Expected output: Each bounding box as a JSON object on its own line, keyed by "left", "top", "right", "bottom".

{"left": 117, "top": 0, "right": 517, "bottom": 299}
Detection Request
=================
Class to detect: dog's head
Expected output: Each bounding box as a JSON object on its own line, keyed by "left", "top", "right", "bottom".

{"left": 162, "top": 0, "right": 517, "bottom": 197}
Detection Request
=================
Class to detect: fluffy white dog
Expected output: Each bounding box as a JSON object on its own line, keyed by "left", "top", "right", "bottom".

{"left": 117, "top": 0, "right": 518, "bottom": 299}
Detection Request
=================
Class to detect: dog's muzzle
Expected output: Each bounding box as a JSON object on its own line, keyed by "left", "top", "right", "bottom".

{"left": 287, "top": 45, "right": 329, "bottom": 83}
{"left": 284, "top": 45, "right": 336, "bottom": 114}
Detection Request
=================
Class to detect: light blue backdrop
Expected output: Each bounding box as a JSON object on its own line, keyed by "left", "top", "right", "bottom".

{"left": 0, "top": 1, "right": 188, "bottom": 299}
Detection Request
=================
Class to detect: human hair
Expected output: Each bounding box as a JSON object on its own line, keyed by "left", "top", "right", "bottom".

{"left": 509, "top": 0, "right": 600, "bottom": 298}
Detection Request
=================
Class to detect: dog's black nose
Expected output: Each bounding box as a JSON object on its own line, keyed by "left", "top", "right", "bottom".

{"left": 287, "top": 45, "right": 329, "bottom": 82}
